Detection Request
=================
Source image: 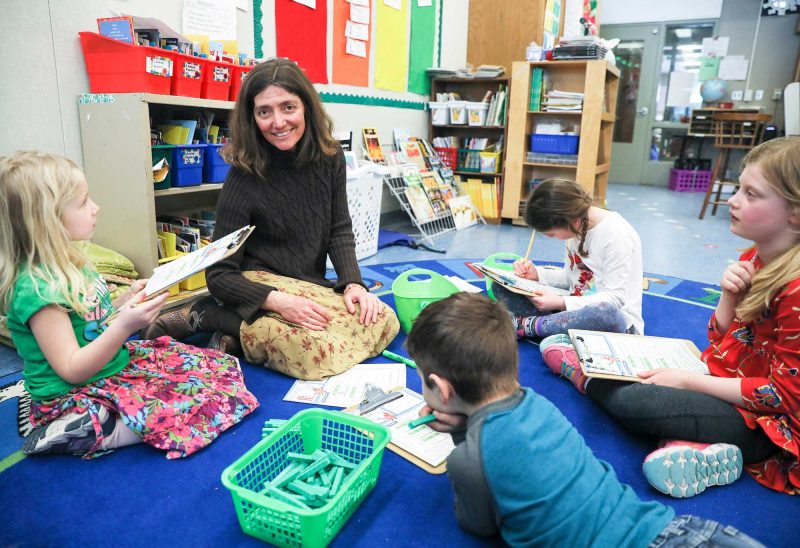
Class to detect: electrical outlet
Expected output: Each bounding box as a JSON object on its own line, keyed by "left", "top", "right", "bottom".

{"left": 744, "top": 89, "right": 753, "bottom": 101}
{"left": 755, "top": 89, "right": 764, "bottom": 101}
{"left": 773, "top": 89, "right": 783, "bottom": 100}
{"left": 731, "top": 90, "right": 744, "bottom": 101}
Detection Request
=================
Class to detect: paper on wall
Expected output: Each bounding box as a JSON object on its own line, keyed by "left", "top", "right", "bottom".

{"left": 291, "top": 0, "right": 316, "bottom": 8}
{"left": 718, "top": 56, "right": 749, "bottom": 81}
{"left": 346, "top": 37, "right": 367, "bottom": 57}
{"left": 384, "top": 0, "right": 402, "bottom": 10}
{"left": 701, "top": 36, "right": 729, "bottom": 58}
{"left": 350, "top": 4, "right": 370, "bottom": 23}
{"left": 182, "top": 0, "right": 237, "bottom": 41}
{"left": 349, "top": 0, "right": 370, "bottom": 5}
{"left": 666, "top": 71, "right": 695, "bottom": 107}
{"left": 345, "top": 20, "right": 370, "bottom": 41}
{"left": 417, "top": 0, "right": 433, "bottom": 6}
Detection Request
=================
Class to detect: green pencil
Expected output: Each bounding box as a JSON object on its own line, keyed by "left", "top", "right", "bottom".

{"left": 381, "top": 350, "right": 417, "bottom": 369}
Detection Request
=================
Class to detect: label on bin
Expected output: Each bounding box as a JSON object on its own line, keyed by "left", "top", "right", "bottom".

{"left": 181, "top": 148, "right": 203, "bottom": 165}
{"left": 146, "top": 56, "right": 173, "bottom": 77}
{"left": 213, "top": 66, "right": 231, "bottom": 82}
{"left": 182, "top": 61, "right": 202, "bottom": 79}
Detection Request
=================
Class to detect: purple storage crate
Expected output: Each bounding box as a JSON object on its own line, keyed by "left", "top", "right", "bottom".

{"left": 530, "top": 134, "right": 579, "bottom": 154}
{"left": 669, "top": 168, "right": 712, "bottom": 192}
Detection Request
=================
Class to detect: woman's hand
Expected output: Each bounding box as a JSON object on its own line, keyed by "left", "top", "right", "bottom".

{"left": 513, "top": 258, "right": 538, "bottom": 280}
{"left": 265, "top": 291, "right": 331, "bottom": 331}
{"left": 343, "top": 284, "right": 385, "bottom": 325}
{"left": 418, "top": 404, "right": 467, "bottom": 434}
{"left": 528, "top": 291, "right": 565, "bottom": 312}
{"left": 115, "top": 290, "right": 169, "bottom": 333}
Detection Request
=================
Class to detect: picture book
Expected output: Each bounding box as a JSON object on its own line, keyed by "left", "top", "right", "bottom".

{"left": 472, "top": 263, "right": 570, "bottom": 297}
{"left": 97, "top": 16, "right": 135, "bottom": 44}
{"left": 402, "top": 168, "right": 436, "bottom": 222}
{"left": 346, "top": 387, "right": 455, "bottom": 473}
{"left": 283, "top": 362, "right": 406, "bottom": 408}
{"left": 449, "top": 195, "right": 479, "bottom": 230}
{"left": 420, "top": 171, "right": 449, "bottom": 215}
{"left": 403, "top": 140, "right": 429, "bottom": 171}
{"left": 568, "top": 329, "right": 709, "bottom": 382}
{"left": 362, "top": 127, "right": 385, "bottom": 163}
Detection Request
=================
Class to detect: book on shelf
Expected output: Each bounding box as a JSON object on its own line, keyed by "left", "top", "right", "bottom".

{"left": 568, "top": 329, "right": 709, "bottom": 382}
{"left": 362, "top": 127, "right": 385, "bottom": 163}
{"left": 403, "top": 140, "right": 429, "bottom": 172}
{"left": 449, "top": 195, "right": 479, "bottom": 230}
{"left": 529, "top": 67, "right": 544, "bottom": 111}
{"left": 97, "top": 16, "right": 135, "bottom": 44}
{"left": 420, "top": 171, "right": 450, "bottom": 215}
{"left": 402, "top": 168, "right": 436, "bottom": 223}
{"left": 473, "top": 263, "right": 570, "bottom": 297}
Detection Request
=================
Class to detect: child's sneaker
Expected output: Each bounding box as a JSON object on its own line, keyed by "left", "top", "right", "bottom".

{"left": 23, "top": 406, "right": 113, "bottom": 456}
{"left": 642, "top": 441, "right": 742, "bottom": 498}
{"left": 541, "top": 343, "right": 587, "bottom": 394}
{"left": 539, "top": 333, "right": 573, "bottom": 352}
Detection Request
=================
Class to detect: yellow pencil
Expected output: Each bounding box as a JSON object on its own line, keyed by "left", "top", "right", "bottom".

{"left": 524, "top": 229, "right": 536, "bottom": 262}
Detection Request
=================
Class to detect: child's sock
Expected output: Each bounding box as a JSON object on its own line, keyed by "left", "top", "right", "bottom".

{"left": 512, "top": 314, "right": 538, "bottom": 338}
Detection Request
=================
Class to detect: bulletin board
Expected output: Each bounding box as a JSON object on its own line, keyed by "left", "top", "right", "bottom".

{"left": 254, "top": 0, "right": 441, "bottom": 110}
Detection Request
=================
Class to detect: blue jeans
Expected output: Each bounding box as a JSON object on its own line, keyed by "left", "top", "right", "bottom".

{"left": 492, "top": 285, "right": 628, "bottom": 337}
{"left": 649, "top": 515, "right": 765, "bottom": 548}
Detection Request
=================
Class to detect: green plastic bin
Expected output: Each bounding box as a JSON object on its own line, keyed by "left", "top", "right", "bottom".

{"left": 151, "top": 144, "right": 174, "bottom": 191}
{"left": 392, "top": 268, "right": 459, "bottom": 334}
{"left": 221, "top": 409, "right": 390, "bottom": 548}
{"left": 483, "top": 252, "right": 521, "bottom": 300}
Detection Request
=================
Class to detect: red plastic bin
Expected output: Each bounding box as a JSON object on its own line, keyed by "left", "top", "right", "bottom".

{"left": 202, "top": 60, "right": 233, "bottom": 100}
{"left": 171, "top": 52, "right": 204, "bottom": 98}
{"left": 79, "top": 32, "right": 173, "bottom": 95}
{"left": 229, "top": 65, "right": 253, "bottom": 102}
{"left": 669, "top": 168, "right": 712, "bottom": 192}
{"left": 433, "top": 147, "right": 458, "bottom": 170}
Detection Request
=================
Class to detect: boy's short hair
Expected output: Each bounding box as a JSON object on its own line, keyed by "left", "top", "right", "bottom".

{"left": 406, "top": 293, "right": 519, "bottom": 404}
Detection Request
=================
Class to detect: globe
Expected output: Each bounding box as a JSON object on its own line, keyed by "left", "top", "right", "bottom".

{"left": 700, "top": 78, "right": 729, "bottom": 104}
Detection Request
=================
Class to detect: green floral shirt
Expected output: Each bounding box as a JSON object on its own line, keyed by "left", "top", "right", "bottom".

{"left": 7, "top": 268, "right": 128, "bottom": 401}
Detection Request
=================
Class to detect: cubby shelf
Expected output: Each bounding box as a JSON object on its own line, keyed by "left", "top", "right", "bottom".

{"left": 79, "top": 93, "right": 232, "bottom": 306}
{"left": 501, "top": 60, "right": 619, "bottom": 220}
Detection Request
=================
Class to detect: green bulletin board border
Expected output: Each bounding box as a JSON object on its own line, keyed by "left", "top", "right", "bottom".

{"left": 252, "top": 0, "right": 443, "bottom": 111}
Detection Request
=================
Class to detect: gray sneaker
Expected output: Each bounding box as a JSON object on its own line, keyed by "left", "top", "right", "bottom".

{"left": 23, "top": 406, "right": 113, "bottom": 455}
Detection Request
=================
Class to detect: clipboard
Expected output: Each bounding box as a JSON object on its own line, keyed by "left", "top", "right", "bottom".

{"left": 473, "top": 262, "right": 569, "bottom": 297}
{"left": 568, "top": 329, "right": 709, "bottom": 382}
{"left": 345, "top": 386, "right": 453, "bottom": 474}
{"left": 101, "top": 226, "right": 254, "bottom": 325}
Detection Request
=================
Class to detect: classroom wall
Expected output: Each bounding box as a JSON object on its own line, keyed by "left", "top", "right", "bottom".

{"left": 602, "top": 0, "right": 723, "bottom": 24}
{"left": 0, "top": 0, "right": 469, "bottom": 214}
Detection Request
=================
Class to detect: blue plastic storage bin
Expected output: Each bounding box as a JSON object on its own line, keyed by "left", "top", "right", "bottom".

{"left": 203, "top": 144, "right": 230, "bottom": 183}
{"left": 529, "top": 134, "right": 579, "bottom": 154}
{"left": 172, "top": 144, "right": 205, "bottom": 187}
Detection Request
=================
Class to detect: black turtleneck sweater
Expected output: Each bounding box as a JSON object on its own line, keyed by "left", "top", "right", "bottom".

{"left": 206, "top": 146, "right": 363, "bottom": 323}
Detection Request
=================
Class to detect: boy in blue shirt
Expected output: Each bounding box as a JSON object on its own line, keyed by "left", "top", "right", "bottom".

{"left": 405, "top": 293, "right": 763, "bottom": 547}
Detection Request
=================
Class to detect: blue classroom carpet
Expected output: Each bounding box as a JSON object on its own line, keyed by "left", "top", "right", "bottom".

{"left": 1, "top": 259, "right": 798, "bottom": 546}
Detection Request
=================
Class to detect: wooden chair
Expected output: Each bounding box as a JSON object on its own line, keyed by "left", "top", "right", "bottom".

{"left": 698, "top": 111, "right": 771, "bottom": 219}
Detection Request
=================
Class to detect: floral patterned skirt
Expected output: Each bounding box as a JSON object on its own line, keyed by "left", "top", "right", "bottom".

{"left": 29, "top": 337, "right": 259, "bottom": 459}
{"left": 239, "top": 271, "right": 400, "bottom": 381}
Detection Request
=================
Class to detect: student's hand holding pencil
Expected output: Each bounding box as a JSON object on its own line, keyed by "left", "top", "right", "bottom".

{"left": 512, "top": 258, "right": 539, "bottom": 281}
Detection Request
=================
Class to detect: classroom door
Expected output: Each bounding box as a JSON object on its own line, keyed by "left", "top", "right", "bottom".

{"left": 601, "top": 24, "right": 660, "bottom": 184}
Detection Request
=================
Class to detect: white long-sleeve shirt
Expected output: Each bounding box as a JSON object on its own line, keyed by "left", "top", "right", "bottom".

{"left": 536, "top": 211, "right": 644, "bottom": 334}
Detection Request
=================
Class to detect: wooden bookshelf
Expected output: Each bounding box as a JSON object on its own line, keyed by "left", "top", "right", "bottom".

{"left": 429, "top": 77, "right": 509, "bottom": 221}
{"left": 501, "top": 60, "right": 619, "bottom": 220}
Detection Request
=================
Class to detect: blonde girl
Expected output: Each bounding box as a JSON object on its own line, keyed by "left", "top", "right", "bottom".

{"left": 0, "top": 152, "right": 257, "bottom": 458}
{"left": 495, "top": 178, "right": 644, "bottom": 341}
{"left": 553, "top": 137, "right": 800, "bottom": 498}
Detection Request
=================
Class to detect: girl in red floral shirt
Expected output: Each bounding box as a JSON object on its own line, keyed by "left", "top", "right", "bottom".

{"left": 554, "top": 137, "right": 800, "bottom": 497}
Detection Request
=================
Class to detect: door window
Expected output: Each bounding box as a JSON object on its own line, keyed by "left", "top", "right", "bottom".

{"left": 613, "top": 40, "right": 644, "bottom": 143}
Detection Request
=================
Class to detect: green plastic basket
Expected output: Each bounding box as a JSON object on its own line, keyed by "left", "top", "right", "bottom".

{"left": 392, "top": 268, "right": 459, "bottom": 334}
{"left": 483, "top": 252, "right": 521, "bottom": 300}
{"left": 221, "top": 409, "right": 390, "bottom": 548}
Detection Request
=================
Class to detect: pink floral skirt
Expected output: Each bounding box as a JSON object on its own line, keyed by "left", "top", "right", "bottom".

{"left": 29, "top": 337, "right": 259, "bottom": 459}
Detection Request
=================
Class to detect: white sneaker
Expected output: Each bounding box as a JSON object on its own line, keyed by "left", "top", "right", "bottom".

{"left": 23, "top": 406, "right": 112, "bottom": 455}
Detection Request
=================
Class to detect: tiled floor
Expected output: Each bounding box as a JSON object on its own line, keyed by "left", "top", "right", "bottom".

{"left": 367, "top": 182, "right": 746, "bottom": 285}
